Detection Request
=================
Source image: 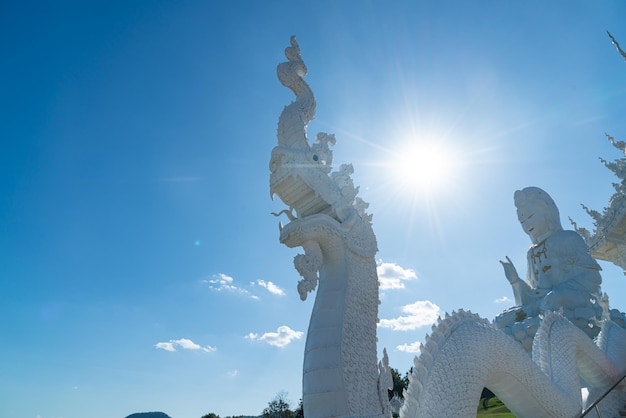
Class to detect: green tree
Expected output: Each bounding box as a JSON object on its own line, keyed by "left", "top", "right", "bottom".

{"left": 388, "top": 367, "right": 411, "bottom": 400}
{"left": 201, "top": 414, "right": 220, "bottom": 418}
{"left": 262, "top": 391, "right": 293, "bottom": 418}
{"left": 292, "top": 398, "right": 303, "bottom": 418}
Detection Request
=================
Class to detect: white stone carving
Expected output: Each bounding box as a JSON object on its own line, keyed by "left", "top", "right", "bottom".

{"left": 402, "top": 310, "right": 626, "bottom": 418}
{"left": 494, "top": 187, "right": 606, "bottom": 351}
{"left": 270, "top": 37, "right": 626, "bottom": 418}
{"left": 571, "top": 33, "right": 626, "bottom": 275}
{"left": 573, "top": 134, "right": 626, "bottom": 277}
{"left": 270, "top": 36, "right": 388, "bottom": 418}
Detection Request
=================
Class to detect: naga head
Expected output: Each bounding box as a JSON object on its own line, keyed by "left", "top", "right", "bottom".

{"left": 270, "top": 38, "right": 362, "bottom": 225}
{"left": 269, "top": 37, "right": 377, "bottom": 262}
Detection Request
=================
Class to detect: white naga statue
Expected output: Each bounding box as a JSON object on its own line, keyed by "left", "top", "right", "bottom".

{"left": 270, "top": 36, "right": 390, "bottom": 418}
{"left": 270, "top": 37, "right": 626, "bottom": 418}
{"left": 495, "top": 187, "right": 605, "bottom": 351}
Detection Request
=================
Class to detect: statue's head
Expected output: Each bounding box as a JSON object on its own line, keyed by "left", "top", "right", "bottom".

{"left": 514, "top": 187, "right": 563, "bottom": 244}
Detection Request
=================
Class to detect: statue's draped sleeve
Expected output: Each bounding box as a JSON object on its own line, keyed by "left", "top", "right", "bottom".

{"left": 511, "top": 275, "right": 535, "bottom": 306}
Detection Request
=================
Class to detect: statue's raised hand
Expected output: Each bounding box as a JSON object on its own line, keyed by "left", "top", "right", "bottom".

{"left": 500, "top": 256, "right": 520, "bottom": 284}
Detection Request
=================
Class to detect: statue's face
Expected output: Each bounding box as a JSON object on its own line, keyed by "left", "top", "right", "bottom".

{"left": 516, "top": 204, "right": 549, "bottom": 244}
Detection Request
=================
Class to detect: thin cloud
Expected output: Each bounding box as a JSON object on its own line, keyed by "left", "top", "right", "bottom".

{"left": 256, "top": 279, "right": 286, "bottom": 296}
{"left": 246, "top": 325, "right": 304, "bottom": 348}
{"left": 155, "top": 338, "right": 216, "bottom": 353}
{"left": 228, "top": 369, "right": 239, "bottom": 378}
{"left": 494, "top": 296, "right": 512, "bottom": 304}
{"left": 154, "top": 176, "right": 203, "bottom": 182}
{"left": 377, "top": 261, "right": 417, "bottom": 290}
{"left": 378, "top": 300, "right": 440, "bottom": 331}
{"left": 203, "top": 273, "right": 255, "bottom": 298}
{"left": 573, "top": 115, "right": 606, "bottom": 126}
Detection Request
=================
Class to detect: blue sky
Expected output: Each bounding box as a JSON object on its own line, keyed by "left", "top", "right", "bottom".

{"left": 3, "top": 1, "right": 626, "bottom": 417}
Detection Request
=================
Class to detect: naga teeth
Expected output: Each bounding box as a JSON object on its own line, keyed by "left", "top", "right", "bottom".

{"left": 279, "top": 221, "right": 283, "bottom": 231}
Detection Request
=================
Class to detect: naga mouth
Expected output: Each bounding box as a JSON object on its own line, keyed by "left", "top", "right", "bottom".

{"left": 271, "top": 170, "right": 333, "bottom": 219}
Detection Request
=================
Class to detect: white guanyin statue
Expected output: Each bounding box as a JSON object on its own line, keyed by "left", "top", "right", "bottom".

{"left": 495, "top": 187, "right": 605, "bottom": 351}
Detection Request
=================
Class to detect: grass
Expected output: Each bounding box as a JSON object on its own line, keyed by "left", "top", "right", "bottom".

{"left": 476, "top": 397, "right": 515, "bottom": 417}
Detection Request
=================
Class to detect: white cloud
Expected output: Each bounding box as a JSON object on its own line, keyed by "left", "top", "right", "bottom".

{"left": 377, "top": 262, "right": 417, "bottom": 290}
{"left": 203, "top": 273, "right": 255, "bottom": 298}
{"left": 155, "top": 342, "right": 176, "bottom": 352}
{"left": 228, "top": 369, "right": 239, "bottom": 377}
{"left": 396, "top": 341, "right": 422, "bottom": 353}
{"left": 175, "top": 338, "right": 208, "bottom": 350}
{"left": 494, "top": 296, "right": 512, "bottom": 304}
{"left": 246, "top": 325, "right": 304, "bottom": 348}
{"left": 256, "top": 279, "right": 286, "bottom": 296}
{"left": 378, "top": 300, "right": 440, "bottom": 331}
{"left": 204, "top": 273, "right": 236, "bottom": 290}
{"left": 155, "top": 338, "right": 216, "bottom": 353}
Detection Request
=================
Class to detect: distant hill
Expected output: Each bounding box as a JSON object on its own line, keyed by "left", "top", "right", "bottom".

{"left": 125, "top": 413, "right": 172, "bottom": 418}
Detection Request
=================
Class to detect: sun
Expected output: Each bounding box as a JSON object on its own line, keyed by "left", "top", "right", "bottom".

{"left": 389, "top": 140, "right": 460, "bottom": 197}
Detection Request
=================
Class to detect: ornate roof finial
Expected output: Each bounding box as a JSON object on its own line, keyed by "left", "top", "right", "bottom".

{"left": 608, "top": 31, "right": 626, "bottom": 62}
